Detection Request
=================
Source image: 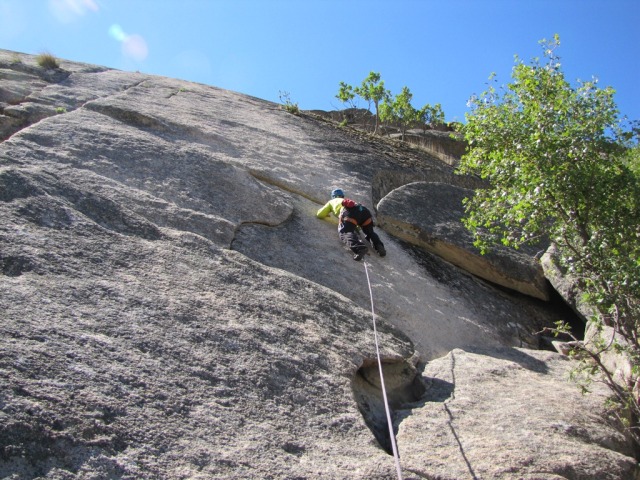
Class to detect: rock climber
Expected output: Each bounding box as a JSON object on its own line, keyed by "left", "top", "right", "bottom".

{"left": 316, "top": 188, "right": 386, "bottom": 261}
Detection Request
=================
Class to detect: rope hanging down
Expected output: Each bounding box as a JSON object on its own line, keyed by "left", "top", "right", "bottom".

{"left": 363, "top": 261, "right": 403, "bottom": 480}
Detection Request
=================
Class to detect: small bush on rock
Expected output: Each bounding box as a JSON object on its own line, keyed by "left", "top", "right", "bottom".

{"left": 36, "top": 52, "right": 59, "bottom": 70}
{"left": 279, "top": 91, "right": 299, "bottom": 115}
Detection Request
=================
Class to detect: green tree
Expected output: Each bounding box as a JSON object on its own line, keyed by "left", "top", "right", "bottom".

{"left": 336, "top": 81, "right": 356, "bottom": 109}
{"left": 335, "top": 81, "right": 360, "bottom": 126}
{"left": 623, "top": 122, "right": 640, "bottom": 176}
{"left": 418, "top": 103, "right": 445, "bottom": 133}
{"left": 353, "top": 71, "right": 390, "bottom": 134}
{"left": 380, "top": 86, "right": 419, "bottom": 140}
{"left": 626, "top": 144, "right": 640, "bottom": 177}
{"left": 457, "top": 35, "right": 640, "bottom": 443}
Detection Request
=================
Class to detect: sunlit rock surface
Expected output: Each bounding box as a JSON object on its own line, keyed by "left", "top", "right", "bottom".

{"left": 1, "top": 49, "right": 636, "bottom": 479}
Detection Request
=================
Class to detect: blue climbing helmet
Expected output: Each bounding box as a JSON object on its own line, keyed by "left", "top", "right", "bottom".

{"left": 331, "top": 188, "right": 345, "bottom": 198}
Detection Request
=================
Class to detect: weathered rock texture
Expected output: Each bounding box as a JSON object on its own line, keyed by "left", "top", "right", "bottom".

{"left": 377, "top": 181, "right": 550, "bottom": 300}
{"left": 401, "top": 348, "right": 637, "bottom": 479}
{"left": 1, "top": 49, "right": 637, "bottom": 479}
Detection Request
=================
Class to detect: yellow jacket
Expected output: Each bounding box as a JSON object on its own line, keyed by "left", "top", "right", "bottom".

{"left": 316, "top": 198, "right": 344, "bottom": 219}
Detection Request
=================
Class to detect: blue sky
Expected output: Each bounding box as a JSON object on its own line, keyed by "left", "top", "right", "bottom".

{"left": 1, "top": 0, "right": 638, "bottom": 124}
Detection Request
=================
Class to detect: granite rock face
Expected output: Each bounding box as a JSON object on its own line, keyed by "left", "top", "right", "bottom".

{"left": 377, "top": 181, "right": 551, "bottom": 300}
{"left": 400, "top": 348, "right": 637, "bottom": 480}
{"left": 1, "top": 49, "right": 637, "bottom": 479}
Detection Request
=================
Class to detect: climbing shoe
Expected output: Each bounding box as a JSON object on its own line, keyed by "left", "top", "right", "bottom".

{"left": 376, "top": 245, "right": 386, "bottom": 257}
{"left": 353, "top": 247, "right": 368, "bottom": 261}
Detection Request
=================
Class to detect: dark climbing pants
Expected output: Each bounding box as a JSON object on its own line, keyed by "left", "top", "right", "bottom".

{"left": 339, "top": 207, "right": 385, "bottom": 254}
{"left": 361, "top": 223, "right": 384, "bottom": 252}
{"left": 339, "top": 222, "right": 368, "bottom": 255}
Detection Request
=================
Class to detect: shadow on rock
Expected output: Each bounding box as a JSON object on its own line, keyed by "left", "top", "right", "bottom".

{"left": 351, "top": 359, "right": 426, "bottom": 455}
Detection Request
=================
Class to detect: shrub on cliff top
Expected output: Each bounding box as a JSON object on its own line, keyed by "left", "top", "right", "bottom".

{"left": 36, "top": 52, "right": 59, "bottom": 70}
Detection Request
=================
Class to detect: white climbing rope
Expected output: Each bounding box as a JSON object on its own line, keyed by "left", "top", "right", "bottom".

{"left": 363, "top": 260, "right": 403, "bottom": 480}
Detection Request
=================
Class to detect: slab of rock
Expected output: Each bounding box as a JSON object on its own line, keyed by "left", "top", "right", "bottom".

{"left": 399, "top": 348, "right": 638, "bottom": 479}
{"left": 389, "top": 129, "right": 466, "bottom": 166}
{"left": 1, "top": 49, "right": 636, "bottom": 479}
{"left": 540, "top": 244, "right": 593, "bottom": 321}
{"left": 377, "top": 181, "right": 551, "bottom": 300}
{"left": 0, "top": 180, "right": 416, "bottom": 478}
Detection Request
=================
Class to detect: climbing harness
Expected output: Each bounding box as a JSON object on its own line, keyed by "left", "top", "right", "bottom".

{"left": 341, "top": 216, "right": 372, "bottom": 227}
{"left": 363, "top": 261, "right": 403, "bottom": 480}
